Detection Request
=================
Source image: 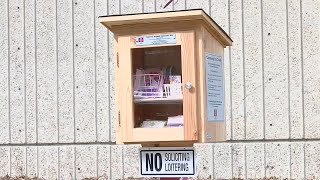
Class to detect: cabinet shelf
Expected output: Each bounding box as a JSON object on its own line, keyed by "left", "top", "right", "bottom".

{"left": 134, "top": 97, "right": 183, "bottom": 104}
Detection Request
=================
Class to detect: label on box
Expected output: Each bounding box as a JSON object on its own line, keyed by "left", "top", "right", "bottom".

{"left": 205, "top": 52, "right": 224, "bottom": 121}
{"left": 136, "top": 34, "right": 176, "bottom": 46}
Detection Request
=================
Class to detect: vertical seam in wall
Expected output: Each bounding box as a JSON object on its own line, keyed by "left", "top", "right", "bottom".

{"left": 72, "top": 0, "right": 76, "bottom": 143}
{"left": 24, "top": 0, "right": 27, "bottom": 144}
{"left": 7, "top": 0, "right": 11, "bottom": 144}
{"left": 57, "top": 147, "right": 60, "bottom": 179}
{"left": 260, "top": 0, "right": 266, "bottom": 140}
{"left": 184, "top": 0, "right": 187, "bottom": 10}
{"left": 94, "top": 0, "right": 98, "bottom": 143}
{"left": 154, "top": 0, "right": 156, "bottom": 12}
{"left": 286, "top": 0, "right": 291, "bottom": 139}
{"left": 56, "top": 0, "right": 60, "bottom": 144}
{"left": 228, "top": 0, "right": 233, "bottom": 140}
{"left": 212, "top": 144, "right": 215, "bottom": 179}
{"left": 119, "top": 0, "right": 121, "bottom": 14}
{"left": 241, "top": 0, "right": 246, "bottom": 140}
{"left": 299, "top": 0, "right": 305, "bottom": 139}
{"left": 34, "top": 0, "right": 38, "bottom": 144}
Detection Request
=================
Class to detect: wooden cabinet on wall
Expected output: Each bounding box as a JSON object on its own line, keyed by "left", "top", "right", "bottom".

{"left": 99, "top": 9, "right": 232, "bottom": 146}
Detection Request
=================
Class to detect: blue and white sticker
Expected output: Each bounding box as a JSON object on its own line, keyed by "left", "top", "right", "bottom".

{"left": 136, "top": 34, "right": 176, "bottom": 46}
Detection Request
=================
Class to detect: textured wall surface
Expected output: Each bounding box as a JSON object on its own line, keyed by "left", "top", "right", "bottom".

{"left": 0, "top": 0, "right": 319, "bottom": 179}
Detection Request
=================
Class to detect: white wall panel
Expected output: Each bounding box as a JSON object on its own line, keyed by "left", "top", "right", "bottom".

{"left": 194, "top": 143, "right": 213, "bottom": 179}
{"left": 57, "top": 0, "right": 74, "bottom": 143}
{"left": 111, "top": 145, "right": 123, "bottom": 179}
{"left": 263, "top": 0, "right": 289, "bottom": 139}
{"left": 305, "top": 142, "right": 320, "bottom": 179}
{"left": 173, "top": 0, "right": 185, "bottom": 10}
{"left": 9, "top": 0, "right": 25, "bottom": 144}
{"left": 122, "top": 0, "right": 143, "bottom": 14}
{"left": 186, "top": 0, "right": 210, "bottom": 15}
{"left": 36, "top": 0, "right": 58, "bottom": 143}
{"left": 75, "top": 146, "right": 97, "bottom": 179}
{"left": 144, "top": 0, "right": 156, "bottom": 13}
{"left": 97, "top": 146, "right": 110, "bottom": 178}
{"left": 25, "top": 0, "right": 37, "bottom": 143}
{"left": 96, "top": 0, "right": 110, "bottom": 143}
{"left": 0, "top": 148, "right": 10, "bottom": 176}
{"left": 246, "top": 143, "right": 265, "bottom": 179}
{"left": 26, "top": 147, "right": 37, "bottom": 178}
{"left": 265, "top": 143, "right": 290, "bottom": 178}
{"left": 232, "top": 144, "right": 245, "bottom": 179}
{"left": 243, "top": 0, "right": 264, "bottom": 140}
{"left": 10, "top": 147, "right": 26, "bottom": 177}
{"left": 290, "top": 142, "right": 305, "bottom": 179}
{"left": 0, "top": 0, "right": 9, "bottom": 144}
{"left": 211, "top": 0, "right": 231, "bottom": 140}
{"left": 38, "top": 147, "right": 58, "bottom": 179}
{"left": 108, "top": 0, "right": 120, "bottom": 142}
{"left": 74, "top": 0, "right": 96, "bottom": 142}
{"left": 302, "top": 0, "right": 320, "bottom": 138}
{"left": 230, "top": 0, "right": 245, "bottom": 140}
{"left": 59, "top": 147, "right": 75, "bottom": 179}
{"left": 213, "top": 144, "right": 232, "bottom": 179}
{"left": 123, "top": 145, "right": 140, "bottom": 178}
{"left": 288, "top": 0, "right": 304, "bottom": 139}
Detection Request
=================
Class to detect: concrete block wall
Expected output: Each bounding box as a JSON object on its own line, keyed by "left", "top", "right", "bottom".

{"left": 0, "top": 0, "right": 319, "bottom": 179}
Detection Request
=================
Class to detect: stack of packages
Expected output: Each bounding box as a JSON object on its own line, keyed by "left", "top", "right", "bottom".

{"left": 167, "top": 115, "right": 184, "bottom": 127}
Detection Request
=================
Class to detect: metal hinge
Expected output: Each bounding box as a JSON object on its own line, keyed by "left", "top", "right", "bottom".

{"left": 116, "top": 52, "right": 119, "bottom": 67}
{"left": 118, "top": 111, "right": 121, "bottom": 127}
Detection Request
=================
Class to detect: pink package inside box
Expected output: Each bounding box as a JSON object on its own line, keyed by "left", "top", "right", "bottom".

{"left": 133, "top": 68, "right": 164, "bottom": 98}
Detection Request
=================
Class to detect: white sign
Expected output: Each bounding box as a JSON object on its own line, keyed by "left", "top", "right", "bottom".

{"left": 140, "top": 148, "right": 195, "bottom": 177}
{"left": 205, "top": 52, "right": 224, "bottom": 121}
{"left": 135, "top": 34, "right": 176, "bottom": 46}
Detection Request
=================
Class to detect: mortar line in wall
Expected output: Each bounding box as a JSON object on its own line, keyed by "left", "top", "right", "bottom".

{"left": 24, "top": 0, "right": 27, "bottom": 144}
{"left": 260, "top": 0, "right": 266, "bottom": 140}
{"left": 286, "top": 0, "right": 291, "bottom": 139}
{"left": 34, "top": 0, "right": 38, "bottom": 144}
{"left": 184, "top": 0, "right": 186, "bottom": 10}
{"left": 93, "top": 0, "right": 98, "bottom": 143}
{"left": 154, "top": 0, "right": 156, "bottom": 12}
{"left": 7, "top": 0, "right": 11, "bottom": 144}
{"left": 228, "top": 0, "right": 233, "bottom": 140}
{"left": 56, "top": 0, "right": 60, "bottom": 144}
{"left": 72, "top": 0, "right": 76, "bottom": 143}
{"left": 121, "top": 145, "right": 124, "bottom": 179}
{"left": 299, "top": 0, "right": 305, "bottom": 139}
{"left": 241, "top": 0, "right": 247, "bottom": 140}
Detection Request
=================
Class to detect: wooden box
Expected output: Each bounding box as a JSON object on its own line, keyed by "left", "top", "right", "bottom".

{"left": 99, "top": 9, "right": 232, "bottom": 146}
